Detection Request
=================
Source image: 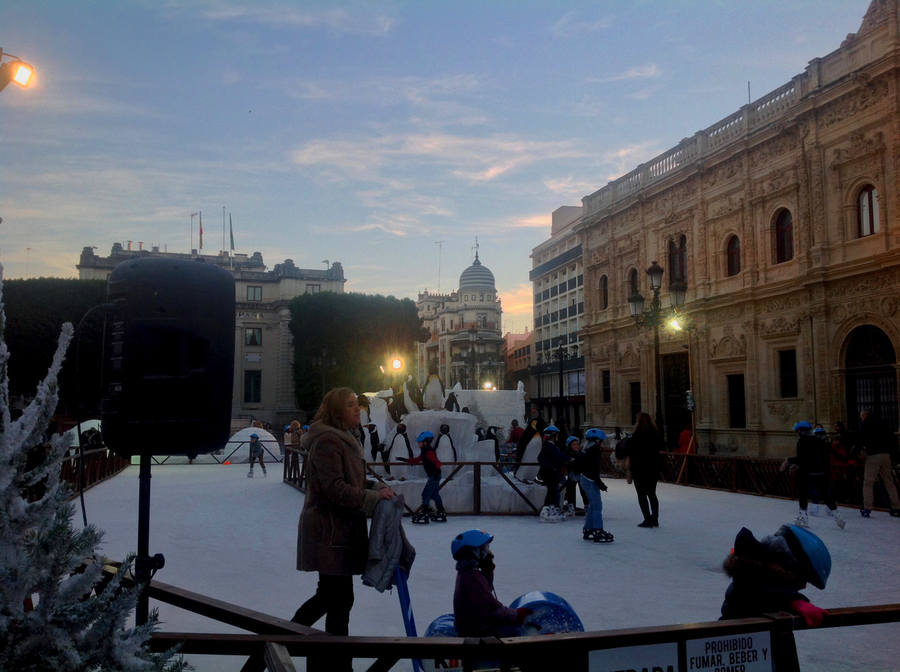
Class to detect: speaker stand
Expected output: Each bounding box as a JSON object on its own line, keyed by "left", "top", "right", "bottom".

{"left": 135, "top": 452, "right": 165, "bottom": 625}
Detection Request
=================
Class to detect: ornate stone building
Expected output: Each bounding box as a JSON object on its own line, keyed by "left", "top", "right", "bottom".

{"left": 416, "top": 252, "right": 505, "bottom": 390}
{"left": 579, "top": 0, "right": 900, "bottom": 456}
{"left": 77, "top": 244, "right": 346, "bottom": 427}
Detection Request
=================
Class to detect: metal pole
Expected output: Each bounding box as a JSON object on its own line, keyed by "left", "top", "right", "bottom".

{"left": 135, "top": 453, "right": 152, "bottom": 625}
{"left": 558, "top": 344, "right": 565, "bottom": 434}
{"left": 652, "top": 288, "right": 665, "bottom": 444}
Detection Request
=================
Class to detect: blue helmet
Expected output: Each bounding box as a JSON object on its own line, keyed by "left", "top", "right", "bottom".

{"left": 782, "top": 525, "right": 831, "bottom": 589}
{"left": 565, "top": 436, "right": 580, "bottom": 447}
{"left": 451, "top": 529, "right": 493, "bottom": 558}
{"left": 249, "top": 433, "right": 259, "bottom": 439}
{"left": 585, "top": 428, "right": 606, "bottom": 441}
{"left": 416, "top": 430, "right": 435, "bottom": 442}
{"left": 543, "top": 425, "right": 560, "bottom": 435}
{"left": 812, "top": 426, "right": 826, "bottom": 435}
{"left": 793, "top": 420, "right": 812, "bottom": 431}
{"left": 302, "top": 425, "right": 309, "bottom": 431}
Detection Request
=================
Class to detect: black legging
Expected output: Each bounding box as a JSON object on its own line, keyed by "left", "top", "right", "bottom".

{"left": 795, "top": 471, "right": 837, "bottom": 510}
{"left": 292, "top": 573, "right": 354, "bottom": 635}
{"left": 633, "top": 476, "right": 659, "bottom": 521}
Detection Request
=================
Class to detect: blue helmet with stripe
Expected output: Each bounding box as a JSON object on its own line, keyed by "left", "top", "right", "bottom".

{"left": 451, "top": 529, "right": 493, "bottom": 558}
{"left": 416, "top": 430, "right": 435, "bottom": 442}
{"left": 793, "top": 420, "right": 812, "bottom": 431}
{"left": 566, "top": 436, "right": 580, "bottom": 447}
{"left": 585, "top": 428, "right": 606, "bottom": 441}
{"left": 543, "top": 425, "right": 560, "bottom": 435}
{"left": 782, "top": 525, "right": 831, "bottom": 589}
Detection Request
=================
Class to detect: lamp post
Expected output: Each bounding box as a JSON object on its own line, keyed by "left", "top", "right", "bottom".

{"left": 0, "top": 48, "right": 35, "bottom": 92}
{"left": 628, "top": 261, "right": 686, "bottom": 443}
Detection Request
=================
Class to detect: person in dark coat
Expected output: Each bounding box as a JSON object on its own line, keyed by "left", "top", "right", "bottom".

{"left": 292, "top": 387, "right": 394, "bottom": 655}
{"left": 405, "top": 430, "right": 447, "bottom": 523}
{"left": 780, "top": 420, "right": 845, "bottom": 529}
{"left": 574, "top": 429, "right": 613, "bottom": 542}
{"left": 452, "top": 529, "right": 531, "bottom": 638}
{"left": 857, "top": 408, "right": 900, "bottom": 517}
{"left": 537, "top": 425, "right": 567, "bottom": 507}
{"left": 721, "top": 524, "right": 830, "bottom": 625}
{"left": 629, "top": 412, "right": 663, "bottom": 527}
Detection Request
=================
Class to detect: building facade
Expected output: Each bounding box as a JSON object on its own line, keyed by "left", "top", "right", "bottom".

{"left": 77, "top": 244, "right": 346, "bottom": 427}
{"left": 503, "top": 329, "right": 533, "bottom": 392}
{"left": 578, "top": 0, "right": 900, "bottom": 456}
{"left": 529, "top": 206, "right": 586, "bottom": 433}
{"left": 416, "top": 253, "right": 505, "bottom": 390}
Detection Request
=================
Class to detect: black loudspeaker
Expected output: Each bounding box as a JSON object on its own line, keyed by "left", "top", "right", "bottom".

{"left": 101, "top": 257, "right": 235, "bottom": 457}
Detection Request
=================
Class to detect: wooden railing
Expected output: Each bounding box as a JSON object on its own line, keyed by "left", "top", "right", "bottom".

{"left": 127, "top": 564, "right": 900, "bottom": 672}
{"left": 56, "top": 447, "right": 130, "bottom": 501}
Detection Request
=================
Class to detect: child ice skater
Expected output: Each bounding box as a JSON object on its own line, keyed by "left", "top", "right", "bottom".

{"left": 452, "top": 529, "right": 532, "bottom": 637}
{"left": 573, "top": 429, "right": 613, "bottom": 543}
{"left": 721, "top": 524, "right": 830, "bottom": 627}
{"left": 405, "top": 430, "right": 447, "bottom": 523}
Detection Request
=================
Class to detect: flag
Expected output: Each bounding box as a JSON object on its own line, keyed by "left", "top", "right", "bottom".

{"left": 229, "top": 213, "right": 235, "bottom": 251}
{"left": 199, "top": 210, "right": 203, "bottom": 249}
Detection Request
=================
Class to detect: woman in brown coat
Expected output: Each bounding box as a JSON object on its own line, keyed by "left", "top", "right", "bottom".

{"left": 292, "top": 387, "right": 394, "bottom": 641}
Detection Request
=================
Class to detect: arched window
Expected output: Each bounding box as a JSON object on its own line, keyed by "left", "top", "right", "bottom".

{"left": 774, "top": 210, "right": 794, "bottom": 263}
{"left": 857, "top": 185, "right": 880, "bottom": 237}
{"left": 599, "top": 275, "right": 608, "bottom": 310}
{"left": 628, "top": 268, "right": 639, "bottom": 299}
{"left": 726, "top": 235, "right": 741, "bottom": 276}
{"left": 668, "top": 235, "right": 687, "bottom": 286}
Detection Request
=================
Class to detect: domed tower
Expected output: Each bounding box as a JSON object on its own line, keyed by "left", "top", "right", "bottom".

{"left": 416, "top": 247, "right": 504, "bottom": 390}
{"left": 458, "top": 251, "right": 496, "bottom": 293}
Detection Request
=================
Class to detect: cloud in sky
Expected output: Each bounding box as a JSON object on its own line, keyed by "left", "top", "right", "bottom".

{"left": 195, "top": 3, "right": 395, "bottom": 36}
{"left": 594, "top": 63, "right": 662, "bottom": 83}
{"left": 551, "top": 11, "right": 612, "bottom": 39}
{"left": 499, "top": 282, "right": 537, "bottom": 333}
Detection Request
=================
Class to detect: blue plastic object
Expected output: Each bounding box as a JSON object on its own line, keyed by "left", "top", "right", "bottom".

{"left": 543, "top": 425, "right": 560, "bottom": 434}
{"left": 424, "top": 613, "right": 459, "bottom": 637}
{"left": 785, "top": 525, "right": 831, "bottom": 589}
{"left": 793, "top": 420, "right": 812, "bottom": 431}
{"left": 394, "top": 567, "right": 424, "bottom": 672}
{"left": 451, "top": 529, "right": 493, "bottom": 558}
{"left": 416, "top": 430, "right": 435, "bottom": 442}
{"left": 507, "top": 591, "right": 584, "bottom": 636}
{"left": 585, "top": 428, "right": 606, "bottom": 441}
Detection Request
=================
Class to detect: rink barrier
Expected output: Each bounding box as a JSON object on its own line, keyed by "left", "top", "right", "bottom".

{"left": 53, "top": 447, "right": 130, "bottom": 502}
{"left": 283, "top": 446, "right": 900, "bottom": 514}
{"left": 114, "top": 561, "right": 899, "bottom": 672}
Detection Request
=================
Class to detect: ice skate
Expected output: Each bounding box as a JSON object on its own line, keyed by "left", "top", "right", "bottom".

{"left": 429, "top": 510, "right": 448, "bottom": 523}
{"left": 411, "top": 509, "right": 431, "bottom": 524}
{"left": 591, "top": 529, "right": 614, "bottom": 543}
{"left": 794, "top": 509, "right": 809, "bottom": 527}
{"left": 860, "top": 508, "right": 871, "bottom": 518}
{"left": 247, "top": 469, "right": 254, "bottom": 478}
{"left": 890, "top": 509, "right": 900, "bottom": 517}
{"left": 262, "top": 467, "right": 267, "bottom": 478}
{"left": 827, "top": 509, "right": 846, "bottom": 529}
{"left": 561, "top": 503, "right": 575, "bottom": 519}
{"left": 539, "top": 505, "right": 565, "bottom": 523}
{"left": 582, "top": 528, "right": 594, "bottom": 540}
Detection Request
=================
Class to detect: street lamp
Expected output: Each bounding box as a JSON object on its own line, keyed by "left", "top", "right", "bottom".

{"left": 0, "top": 48, "right": 35, "bottom": 92}
{"left": 628, "top": 262, "right": 686, "bottom": 443}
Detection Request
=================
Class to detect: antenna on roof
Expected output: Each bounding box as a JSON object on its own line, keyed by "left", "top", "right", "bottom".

{"left": 473, "top": 236, "right": 480, "bottom": 262}
{"left": 747, "top": 80, "right": 751, "bottom": 105}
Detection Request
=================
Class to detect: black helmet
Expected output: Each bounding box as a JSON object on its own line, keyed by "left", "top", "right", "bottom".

{"left": 440, "top": 423, "right": 450, "bottom": 434}
{"left": 397, "top": 423, "right": 407, "bottom": 433}
{"left": 511, "top": 419, "right": 519, "bottom": 427}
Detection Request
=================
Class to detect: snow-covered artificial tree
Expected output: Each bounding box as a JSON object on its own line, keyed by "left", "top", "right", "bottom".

{"left": 0, "top": 263, "right": 185, "bottom": 671}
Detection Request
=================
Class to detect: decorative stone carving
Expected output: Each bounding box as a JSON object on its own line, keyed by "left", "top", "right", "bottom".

{"left": 749, "top": 132, "right": 797, "bottom": 170}
{"left": 709, "top": 332, "right": 747, "bottom": 360}
{"left": 762, "top": 294, "right": 806, "bottom": 313}
{"left": 761, "top": 316, "right": 801, "bottom": 338}
{"left": 820, "top": 78, "right": 889, "bottom": 130}
{"left": 619, "top": 344, "right": 640, "bottom": 370}
{"left": 831, "top": 130, "right": 885, "bottom": 165}
{"left": 750, "top": 167, "right": 797, "bottom": 199}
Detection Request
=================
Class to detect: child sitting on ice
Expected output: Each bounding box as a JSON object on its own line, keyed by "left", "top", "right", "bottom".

{"left": 721, "top": 524, "right": 830, "bottom": 627}
{"left": 404, "top": 430, "right": 447, "bottom": 524}
{"left": 452, "top": 529, "right": 533, "bottom": 638}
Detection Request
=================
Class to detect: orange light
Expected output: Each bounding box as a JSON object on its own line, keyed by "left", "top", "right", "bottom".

{"left": 391, "top": 358, "right": 402, "bottom": 370}
{"left": 12, "top": 62, "right": 33, "bottom": 87}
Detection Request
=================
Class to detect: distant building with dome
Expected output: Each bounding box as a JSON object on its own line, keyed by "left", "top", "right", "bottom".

{"left": 416, "top": 251, "right": 505, "bottom": 390}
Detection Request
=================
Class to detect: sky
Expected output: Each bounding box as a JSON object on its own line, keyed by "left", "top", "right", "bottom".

{"left": 0, "top": 0, "right": 874, "bottom": 333}
{"left": 80, "top": 464, "right": 900, "bottom": 671}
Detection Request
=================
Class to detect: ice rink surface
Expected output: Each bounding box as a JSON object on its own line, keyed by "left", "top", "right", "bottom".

{"left": 78, "top": 465, "right": 900, "bottom": 671}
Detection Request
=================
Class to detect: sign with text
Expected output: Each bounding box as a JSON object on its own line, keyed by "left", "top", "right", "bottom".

{"left": 589, "top": 642, "right": 678, "bottom": 672}
{"left": 685, "top": 632, "right": 773, "bottom": 672}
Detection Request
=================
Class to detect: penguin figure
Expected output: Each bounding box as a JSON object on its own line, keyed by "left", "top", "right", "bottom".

{"left": 434, "top": 423, "right": 457, "bottom": 463}
{"left": 388, "top": 423, "right": 414, "bottom": 461}
{"left": 485, "top": 426, "right": 500, "bottom": 462}
{"left": 422, "top": 372, "right": 445, "bottom": 410}
{"left": 403, "top": 375, "right": 422, "bottom": 413}
{"left": 514, "top": 417, "right": 547, "bottom": 475}
{"left": 366, "top": 423, "right": 390, "bottom": 475}
{"left": 444, "top": 391, "right": 461, "bottom": 412}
